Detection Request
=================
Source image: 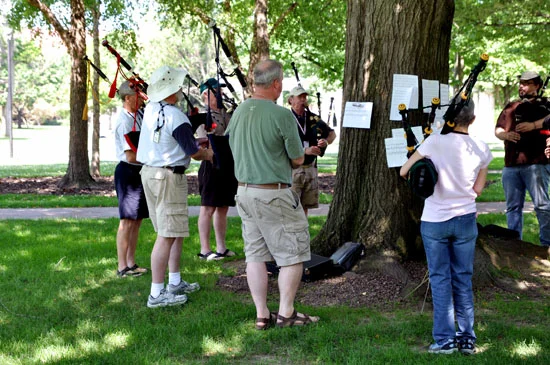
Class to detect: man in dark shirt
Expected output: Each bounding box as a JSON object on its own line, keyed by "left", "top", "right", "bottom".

{"left": 495, "top": 71, "right": 550, "bottom": 247}
{"left": 288, "top": 85, "right": 336, "bottom": 215}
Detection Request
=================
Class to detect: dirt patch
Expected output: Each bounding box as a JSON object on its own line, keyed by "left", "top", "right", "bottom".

{"left": 0, "top": 173, "right": 336, "bottom": 197}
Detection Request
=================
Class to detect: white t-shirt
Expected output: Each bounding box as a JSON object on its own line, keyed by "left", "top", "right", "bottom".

{"left": 114, "top": 108, "right": 142, "bottom": 163}
{"left": 417, "top": 132, "right": 493, "bottom": 222}
{"left": 137, "top": 102, "right": 192, "bottom": 167}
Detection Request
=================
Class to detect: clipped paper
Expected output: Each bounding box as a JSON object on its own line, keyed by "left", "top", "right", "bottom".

{"left": 342, "top": 101, "right": 373, "bottom": 129}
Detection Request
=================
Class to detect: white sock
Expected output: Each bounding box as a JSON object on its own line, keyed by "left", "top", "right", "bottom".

{"left": 168, "top": 272, "right": 181, "bottom": 286}
{"left": 150, "top": 282, "right": 164, "bottom": 298}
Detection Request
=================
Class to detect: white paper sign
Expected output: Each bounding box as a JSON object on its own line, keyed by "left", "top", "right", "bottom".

{"left": 385, "top": 138, "right": 408, "bottom": 168}
{"left": 422, "top": 79, "right": 440, "bottom": 108}
{"left": 342, "top": 101, "right": 373, "bottom": 129}
{"left": 391, "top": 126, "right": 424, "bottom": 145}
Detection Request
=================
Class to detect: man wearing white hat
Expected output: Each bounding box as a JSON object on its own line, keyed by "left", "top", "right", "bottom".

{"left": 288, "top": 85, "right": 336, "bottom": 216}
{"left": 137, "top": 65, "right": 214, "bottom": 308}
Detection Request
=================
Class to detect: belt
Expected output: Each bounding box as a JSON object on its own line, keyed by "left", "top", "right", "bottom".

{"left": 238, "top": 182, "right": 289, "bottom": 189}
{"left": 161, "top": 165, "right": 186, "bottom": 174}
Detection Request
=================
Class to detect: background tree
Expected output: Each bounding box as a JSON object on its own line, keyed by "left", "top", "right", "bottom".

{"left": 9, "top": 0, "right": 91, "bottom": 188}
{"left": 452, "top": 0, "right": 550, "bottom": 106}
{"left": 155, "top": 0, "right": 346, "bottom": 89}
{"left": 312, "top": 0, "right": 454, "bottom": 277}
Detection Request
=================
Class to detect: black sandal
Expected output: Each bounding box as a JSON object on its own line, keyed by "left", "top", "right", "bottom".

{"left": 215, "top": 249, "right": 236, "bottom": 258}
{"left": 128, "top": 264, "right": 149, "bottom": 274}
{"left": 116, "top": 267, "right": 143, "bottom": 278}
{"left": 197, "top": 252, "right": 216, "bottom": 260}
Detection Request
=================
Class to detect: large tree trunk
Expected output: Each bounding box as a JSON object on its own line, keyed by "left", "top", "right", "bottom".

{"left": 247, "top": 0, "right": 270, "bottom": 86}
{"left": 313, "top": 0, "right": 454, "bottom": 261}
{"left": 58, "top": 0, "right": 93, "bottom": 188}
{"left": 90, "top": 5, "right": 101, "bottom": 177}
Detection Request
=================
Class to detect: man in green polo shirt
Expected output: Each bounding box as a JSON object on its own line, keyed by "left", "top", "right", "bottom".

{"left": 227, "top": 59, "right": 320, "bottom": 329}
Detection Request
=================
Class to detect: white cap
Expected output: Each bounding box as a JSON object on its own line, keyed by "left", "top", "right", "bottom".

{"left": 288, "top": 85, "right": 309, "bottom": 97}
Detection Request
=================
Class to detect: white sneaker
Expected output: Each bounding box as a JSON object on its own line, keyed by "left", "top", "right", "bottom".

{"left": 167, "top": 280, "right": 200, "bottom": 295}
{"left": 147, "top": 289, "right": 188, "bottom": 308}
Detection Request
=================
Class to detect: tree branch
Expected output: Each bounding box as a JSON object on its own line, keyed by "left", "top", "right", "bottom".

{"left": 26, "top": 0, "right": 70, "bottom": 47}
{"left": 269, "top": 2, "right": 298, "bottom": 37}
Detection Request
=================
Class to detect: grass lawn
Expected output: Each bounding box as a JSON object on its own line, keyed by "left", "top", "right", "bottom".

{"left": 1, "top": 216, "right": 549, "bottom": 364}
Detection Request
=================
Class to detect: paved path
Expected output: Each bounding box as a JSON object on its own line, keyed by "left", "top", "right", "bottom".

{"left": 0, "top": 202, "right": 533, "bottom": 220}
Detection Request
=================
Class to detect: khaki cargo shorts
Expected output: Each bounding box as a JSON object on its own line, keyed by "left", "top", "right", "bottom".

{"left": 291, "top": 165, "right": 319, "bottom": 209}
{"left": 235, "top": 186, "right": 311, "bottom": 267}
{"left": 141, "top": 166, "right": 189, "bottom": 238}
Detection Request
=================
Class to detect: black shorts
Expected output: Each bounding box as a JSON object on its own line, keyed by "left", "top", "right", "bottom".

{"left": 198, "top": 158, "right": 238, "bottom": 207}
{"left": 114, "top": 161, "right": 149, "bottom": 220}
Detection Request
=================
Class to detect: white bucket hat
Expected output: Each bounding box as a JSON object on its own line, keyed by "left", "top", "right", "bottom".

{"left": 147, "top": 66, "right": 188, "bottom": 102}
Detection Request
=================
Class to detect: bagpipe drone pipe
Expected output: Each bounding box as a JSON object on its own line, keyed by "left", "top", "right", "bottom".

{"left": 440, "top": 53, "right": 489, "bottom": 135}
{"left": 290, "top": 61, "right": 330, "bottom": 157}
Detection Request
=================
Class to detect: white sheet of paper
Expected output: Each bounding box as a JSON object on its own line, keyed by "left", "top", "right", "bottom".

{"left": 391, "top": 126, "right": 423, "bottom": 146}
{"left": 422, "top": 79, "right": 440, "bottom": 108}
{"left": 390, "top": 74, "right": 419, "bottom": 120}
{"left": 385, "top": 138, "right": 408, "bottom": 168}
{"left": 390, "top": 87, "right": 413, "bottom": 121}
{"left": 342, "top": 101, "right": 373, "bottom": 129}
{"left": 434, "top": 84, "right": 450, "bottom": 130}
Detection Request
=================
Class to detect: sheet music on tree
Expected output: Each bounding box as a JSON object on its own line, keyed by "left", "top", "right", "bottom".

{"left": 390, "top": 74, "right": 419, "bottom": 121}
{"left": 342, "top": 101, "right": 373, "bottom": 129}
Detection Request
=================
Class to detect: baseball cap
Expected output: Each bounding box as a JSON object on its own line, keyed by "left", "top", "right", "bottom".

{"left": 288, "top": 85, "right": 309, "bottom": 97}
{"left": 518, "top": 71, "right": 541, "bottom": 81}
{"left": 147, "top": 66, "right": 188, "bottom": 102}
{"left": 199, "top": 78, "right": 226, "bottom": 94}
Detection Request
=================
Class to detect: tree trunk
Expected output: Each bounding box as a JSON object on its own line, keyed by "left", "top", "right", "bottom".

{"left": 247, "top": 0, "right": 270, "bottom": 86}
{"left": 312, "top": 1, "right": 454, "bottom": 261}
{"left": 58, "top": 0, "right": 93, "bottom": 188}
{"left": 90, "top": 5, "right": 101, "bottom": 177}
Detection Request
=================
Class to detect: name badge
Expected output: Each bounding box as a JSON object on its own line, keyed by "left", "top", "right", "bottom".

{"left": 153, "top": 130, "right": 160, "bottom": 143}
{"left": 303, "top": 141, "right": 310, "bottom": 148}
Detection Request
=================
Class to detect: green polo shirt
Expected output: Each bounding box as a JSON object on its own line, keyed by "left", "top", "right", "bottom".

{"left": 227, "top": 98, "right": 304, "bottom": 184}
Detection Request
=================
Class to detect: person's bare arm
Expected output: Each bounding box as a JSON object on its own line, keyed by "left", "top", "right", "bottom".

{"left": 473, "top": 167, "right": 489, "bottom": 197}
{"left": 291, "top": 155, "right": 305, "bottom": 169}
{"left": 124, "top": 150, "right": 138, "bottom": 164}
{"left": 495, "top": 126, "right": 520, "bottom": 143}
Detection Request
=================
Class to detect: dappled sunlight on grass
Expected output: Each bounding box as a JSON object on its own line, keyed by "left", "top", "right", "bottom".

{"left": 202, "top": 332, "right": 244, "bottom": 357}
{"left": 511, "top": 338, "right": 541, "bottom": 358}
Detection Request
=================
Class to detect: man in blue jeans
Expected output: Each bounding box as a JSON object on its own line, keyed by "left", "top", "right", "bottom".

{"left": 401, "top": 98, "right": 492, "bottom": 354}
{"left": 495, "top": 71, "right": 550, "bottom": 247}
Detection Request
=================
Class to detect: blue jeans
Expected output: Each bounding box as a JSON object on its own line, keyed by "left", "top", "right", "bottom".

{"left": 421, "top": 213, "right": 477, "bottom": 345}
{"left": 502, "top": 165, "right": 550, "bottom": 246}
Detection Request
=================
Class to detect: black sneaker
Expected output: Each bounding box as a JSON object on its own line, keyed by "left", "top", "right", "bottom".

{"left": 428, "top": 339, "right": 458, "bottom": 354}
{"left": 458, "top": 338, "right": 476, "bottom": 355}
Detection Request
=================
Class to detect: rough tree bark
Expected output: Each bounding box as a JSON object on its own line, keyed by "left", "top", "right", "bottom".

{"left": 312, "top": 1, "right": 454, "bottom": 264}
{"left": 28, "top": 0, "right": 93, "bottom": 188}
{"left": 90, "top": 5, "right": 101, "bottom": 177}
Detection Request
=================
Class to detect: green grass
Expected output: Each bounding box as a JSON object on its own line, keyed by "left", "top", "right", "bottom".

{"left": 1, "top": 216, "right": 549, "bottom": 363}
{"left": 0, "top": 162, "right": 201, "bottom": 178}
{"left": 0, "top": 193, "right": 202, "bottom": 208}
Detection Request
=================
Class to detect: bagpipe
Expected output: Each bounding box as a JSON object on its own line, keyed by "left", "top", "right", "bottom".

{"left": 100, "top": 40, "right": 210, "bottom": 151}
{"left": 399, "top": 101, "right": 439, "bottom": 199}
{"left": 327, "top": 97, "right": 338, "bottom": 127}
{"left": 440, "top": 53, "right": 489, "bottom": 135}
{"left": 202, "top": 21, "right": 250, "bottom": 169}
{"left": 290, "top": 61, "right": 329, "bottom": 157}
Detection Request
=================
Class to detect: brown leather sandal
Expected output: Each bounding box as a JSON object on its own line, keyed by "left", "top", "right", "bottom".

{"left": 276, "top": 310, "right": 319, "bottom": 328}
{"left": 255, "top": 312, "right": 277, "bottom": 330}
